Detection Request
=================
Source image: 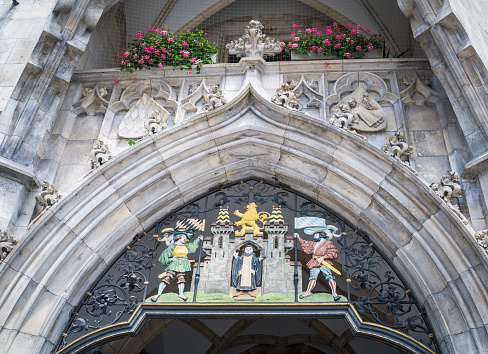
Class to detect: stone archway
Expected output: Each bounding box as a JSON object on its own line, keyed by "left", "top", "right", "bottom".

{"left": 0, "top": 84, "right": 486, "bottom": 353}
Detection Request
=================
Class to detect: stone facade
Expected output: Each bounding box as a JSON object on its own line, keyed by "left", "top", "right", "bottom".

{"left": 0, "top": 1, "right": 487, "bottom": 354}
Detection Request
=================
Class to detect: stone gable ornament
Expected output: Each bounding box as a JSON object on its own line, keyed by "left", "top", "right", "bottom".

{"left": 90, "top": 140, "right": 111, "bottom": 169}
{"left": 431, "top": 172, "right": 468, "bottom": 225}
{"left": 400, "top": 73, "right": 439, "bottom": 106}
{"left": 271, "top": 81, "right": 300, "bottom": 110}
{"left": 226, "top": 20, "right": 283, "bottom": 59}
{"left": 72, "top": 85, "right": 109, "bottom": 116}
{"left": 0, "top": 230, "right": 18, "bottom": 262}
{"left": 331, "top": 87, "right": 386, "bottom": 132}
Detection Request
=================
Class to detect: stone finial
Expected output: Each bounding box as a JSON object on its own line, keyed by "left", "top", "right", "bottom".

{"left": 144, "top": 110, "right": 168, "bottom": 135}
{"left": 382, "top": 132, "right": 413, "bottom": 165}
{"left": 271, "top": 82, "right": 299, "bottom": 110}
{"left": 226, "top": 20, "right": 283, "bottom": 59}
{"left": 203, "top": 85, "right": 227, "bottom": 112}
{"left": 90, "top": 140, "right": 111, "bottom": 169}
{"left": 36, "top": 181, "right": 62, "bottom": 211}
{"left": 475, "top": 229, "right": 488, "bottom": 253}
{"left": 431, "top": 172, "right": 468, "bottom": 224}
{"left": 0, "top": 230, "right": 18, "bottom": 262}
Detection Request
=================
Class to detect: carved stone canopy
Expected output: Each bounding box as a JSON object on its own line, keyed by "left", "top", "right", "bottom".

{"left": 226, "top": 20, "right": 282, "bottom": 59}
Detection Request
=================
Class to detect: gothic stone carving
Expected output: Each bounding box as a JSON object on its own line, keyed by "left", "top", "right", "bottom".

{"left": 271, "top": 82, "right": 300, "bottom": 110}
{"left": 36, "top": 181, "right": 62, "bottom": 212}
{"left": 203, "top": 84, "right": 227, "bottom": 111}
{"left": 90, "top": 140, "right": 111, "bottom": 169}
{"left": 0, "top": 230, "right": 18, "bottom": 262}
{"left": 331, "top": 87, "right": 386, "bottom": 132}
{"left": 329, "top": 104, "right": 357, "bottom": 132}
{"left": 431, "top": 172, "right": 468, "bottom": 225}
{"left": 226, "top": 20, "right": 282, "bottom": 59}
{"left": 475, "top": 229, "right": 488, "bottom": 254}
{"left": 382, "top": 132, "right": 413, "bottom": 165}
{"left": 145, "top": 110, "right": 168, "bottom": 134}
{"left": 72, "top": 85, "right": 109, "bottom": 116}
{"left": 400, "top": 73, "right": 439, "bottom": 106}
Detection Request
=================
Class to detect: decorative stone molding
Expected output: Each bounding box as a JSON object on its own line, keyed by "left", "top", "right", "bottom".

{"left": 36, "top": 181, "right": 62, "bottom": 212}
{"left": 0, "top": 230, "right": 17, "bottom": 262}
{"left": 144, "top": 110, "right": 168, "bottom": 134}
{"left": 203, "top": 84, "right": 227, "bottom": 112}
{"left": 90, "top": 140, "right": 111, "bottom": 169}
{"left": 271, "top": 82, "right": 300, "bottom": 110}
{"left": 431, "top": 172, "right": 468, "bottom": 225}
{"left": 382, "top": 132, "right": 413, "bottom": 165}
{"left": 226, "top": 20, "right": 282, "bottom": 59}
{"left": 400, "top": 73, "right": 439, "bottom": 106}
{"left": 72, "top": 85, "right": 110, "bottom": 115}
{"left": 475, "top": 229, "right": 488, "bottom": 254}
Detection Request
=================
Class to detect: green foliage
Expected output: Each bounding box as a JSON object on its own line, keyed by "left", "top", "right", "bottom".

{"left": 118, "top": 27, "right": 218, "bottom": 73}
{"left": 128, "top": 139, "right": 136, "bottom": 146}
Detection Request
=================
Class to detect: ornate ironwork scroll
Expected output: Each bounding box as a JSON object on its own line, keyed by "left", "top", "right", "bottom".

{"left": 57, "top": 180, "right": 437, "bottom": 352}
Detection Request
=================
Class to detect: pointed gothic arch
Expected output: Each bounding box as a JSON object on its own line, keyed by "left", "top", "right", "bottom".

{"left": 1, "top": 84, "right": 486, "bottom": 353}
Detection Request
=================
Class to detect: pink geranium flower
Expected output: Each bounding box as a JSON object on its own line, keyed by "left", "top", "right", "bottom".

{"left": 124, "top": 51, "right": 129, "bottom": 57}
{"left": 344, "top": 52, "right": 351, "bottom": 58}
{"left": 167, "top": 37, "right": 174, "bottom": 41}
{"left": 334, "top": 43, "right": 341, "bottom": 49}
{"left": 189, "top": 57, "right": 197, "bottom": 63}
{"left": 292, "top": 24, "right": 298, "bottom": 28}
{"left": 356, "top": 46, "right": 363, "bottom": 51}
{"left": 333, "top": 22, "right": 338, "bottom": 26}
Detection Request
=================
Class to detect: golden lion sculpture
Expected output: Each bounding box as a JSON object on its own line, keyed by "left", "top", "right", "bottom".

{"left": 234, "top": 202, "right": 270, "bottom": 236}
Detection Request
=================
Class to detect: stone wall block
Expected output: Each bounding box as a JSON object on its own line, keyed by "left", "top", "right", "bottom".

{"left": 449, "top": 274, "right": 486, "bottom": 329}
{"left": 282, "top": 129, "right": 336, "bottom": 165}
{"left": 3, "top": 330, "right": 47, "bottom": 354}
{"left": 358, "top": 199, "right": 413, "bottom": 257}
{"left": 54, "top": 164, "right": 90, "bottom": 192}
{"left": 278, "top": 148, "right": 329, "bottom": 184}
{"left": 405, "top": 105, "right": 441, "bottom": 131}
{"left": 66, "top": 114, "right": 103, "bottom": 141}
{"left": 0, "top": 266, "right": 32, "bottom": 326}
{"left": 428, "top": 287, "right": 469, "bottom": 337}
{"left": 80, "top": 203, "right": 143, "bottom": 264}
{"left": 0, "top": 40, "right": 17, "bottom": 65}
{"left": 412, "top": 130, "right": 448, "bottom": 156}
{"left": 413, "top": 155, "right": 451, "bottom": 183}
{"left": 169, "top": 149, "right": 223, "bottom": 186}
{"left": 219, "top": 140, "right": 281, "bottom": 166}
{"left": 287, "top": 116, "right": 342, "bottom": 146}
{"left": 315, "top": 183, "right": 362, "bottom": 227}
{"left": 156, "top": 130, "right": 217, "bottom": 167}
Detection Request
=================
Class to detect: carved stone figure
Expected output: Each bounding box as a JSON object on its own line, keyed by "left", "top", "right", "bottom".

{"left": 382, "top": 132, "right": 413, "bottom": 164}
{"left": 271, "top": 82, "right": 300, "bottom": 110}
{"left": 431, "top": 172, "right": 468, "bottom": 224}
{"left": 36, "top": 181, "right": 62, "bottom": 211}
{"left": 90, "top": 140, "right": 111, "bottom": 169}
{"left": 203, "top": 84, "right": 227, "bottom": 111}
{"left": 144, "top": 110, "right": 168, "bottom": 134}
{"left": 475, "top": 229, "right": 488, "bottom": 253}
{"left": 329, "top": 103, "right": 357, "bottom": 131}
{"left": 226, "top": 20, "right": 282, "bottom": 59}
{"left": 234, "top": 202, "right": 270, "bottom": 236}
{"left": 0, "top": 230, "right": 17, "bottom": 262}
{"left": 231, "top": 245, "right": 263, "bottom": 299}
{"left": 331, "top": 87, "right": 386, "bottom": 132}
{"left": 151, "top": 230, "right": 203, "bottom": 302}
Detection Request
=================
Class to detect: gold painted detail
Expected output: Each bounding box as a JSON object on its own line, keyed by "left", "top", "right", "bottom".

{"left": 216, "top": 206, "right": 231, "bottom": 224}
{"left": 234, "top": 202, "right": 270, "bottom": 236}
{"left": 268, "top": 206, "right": 284, "bottom": 224}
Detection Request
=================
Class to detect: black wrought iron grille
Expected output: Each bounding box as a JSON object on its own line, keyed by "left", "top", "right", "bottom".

{"left": 57, "top": 179, "right": 437, "bottom": 352}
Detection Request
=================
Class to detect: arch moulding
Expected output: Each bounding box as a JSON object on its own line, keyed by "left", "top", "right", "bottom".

{"left": 0, "top": 85, "right": 487, "bottom": 354}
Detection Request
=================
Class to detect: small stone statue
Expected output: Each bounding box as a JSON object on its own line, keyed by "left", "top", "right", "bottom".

{"left": 431, "top": 172, "right": 468, "bottom": 224}
{"left": 382, "top": 132, "right": 413, "bottom": 165}
{"left": 36, "top": 181, "right": 62, "bottom": 211}
{"left": 0, "top": 230, "right": 18, "bottom": 262}
{"left": 226, "top": 20, "right": 282, "bottom": 59}
{"left": 90, "top": 140, "right": 111, "bottom": 169}
{"left": 329, "top": 103, "right": 357, "bottom": 131}
{"left": 203, "top": 85, "right": 227, "bottom": 111}
{"left": 475, "top": 230, "right": 488, "bottom": 253}
{"left": 271, "top": 82, "right": 300, "bottom": 110}
{"left": 144, "top": 110, "right": 168, "bottom": 134}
